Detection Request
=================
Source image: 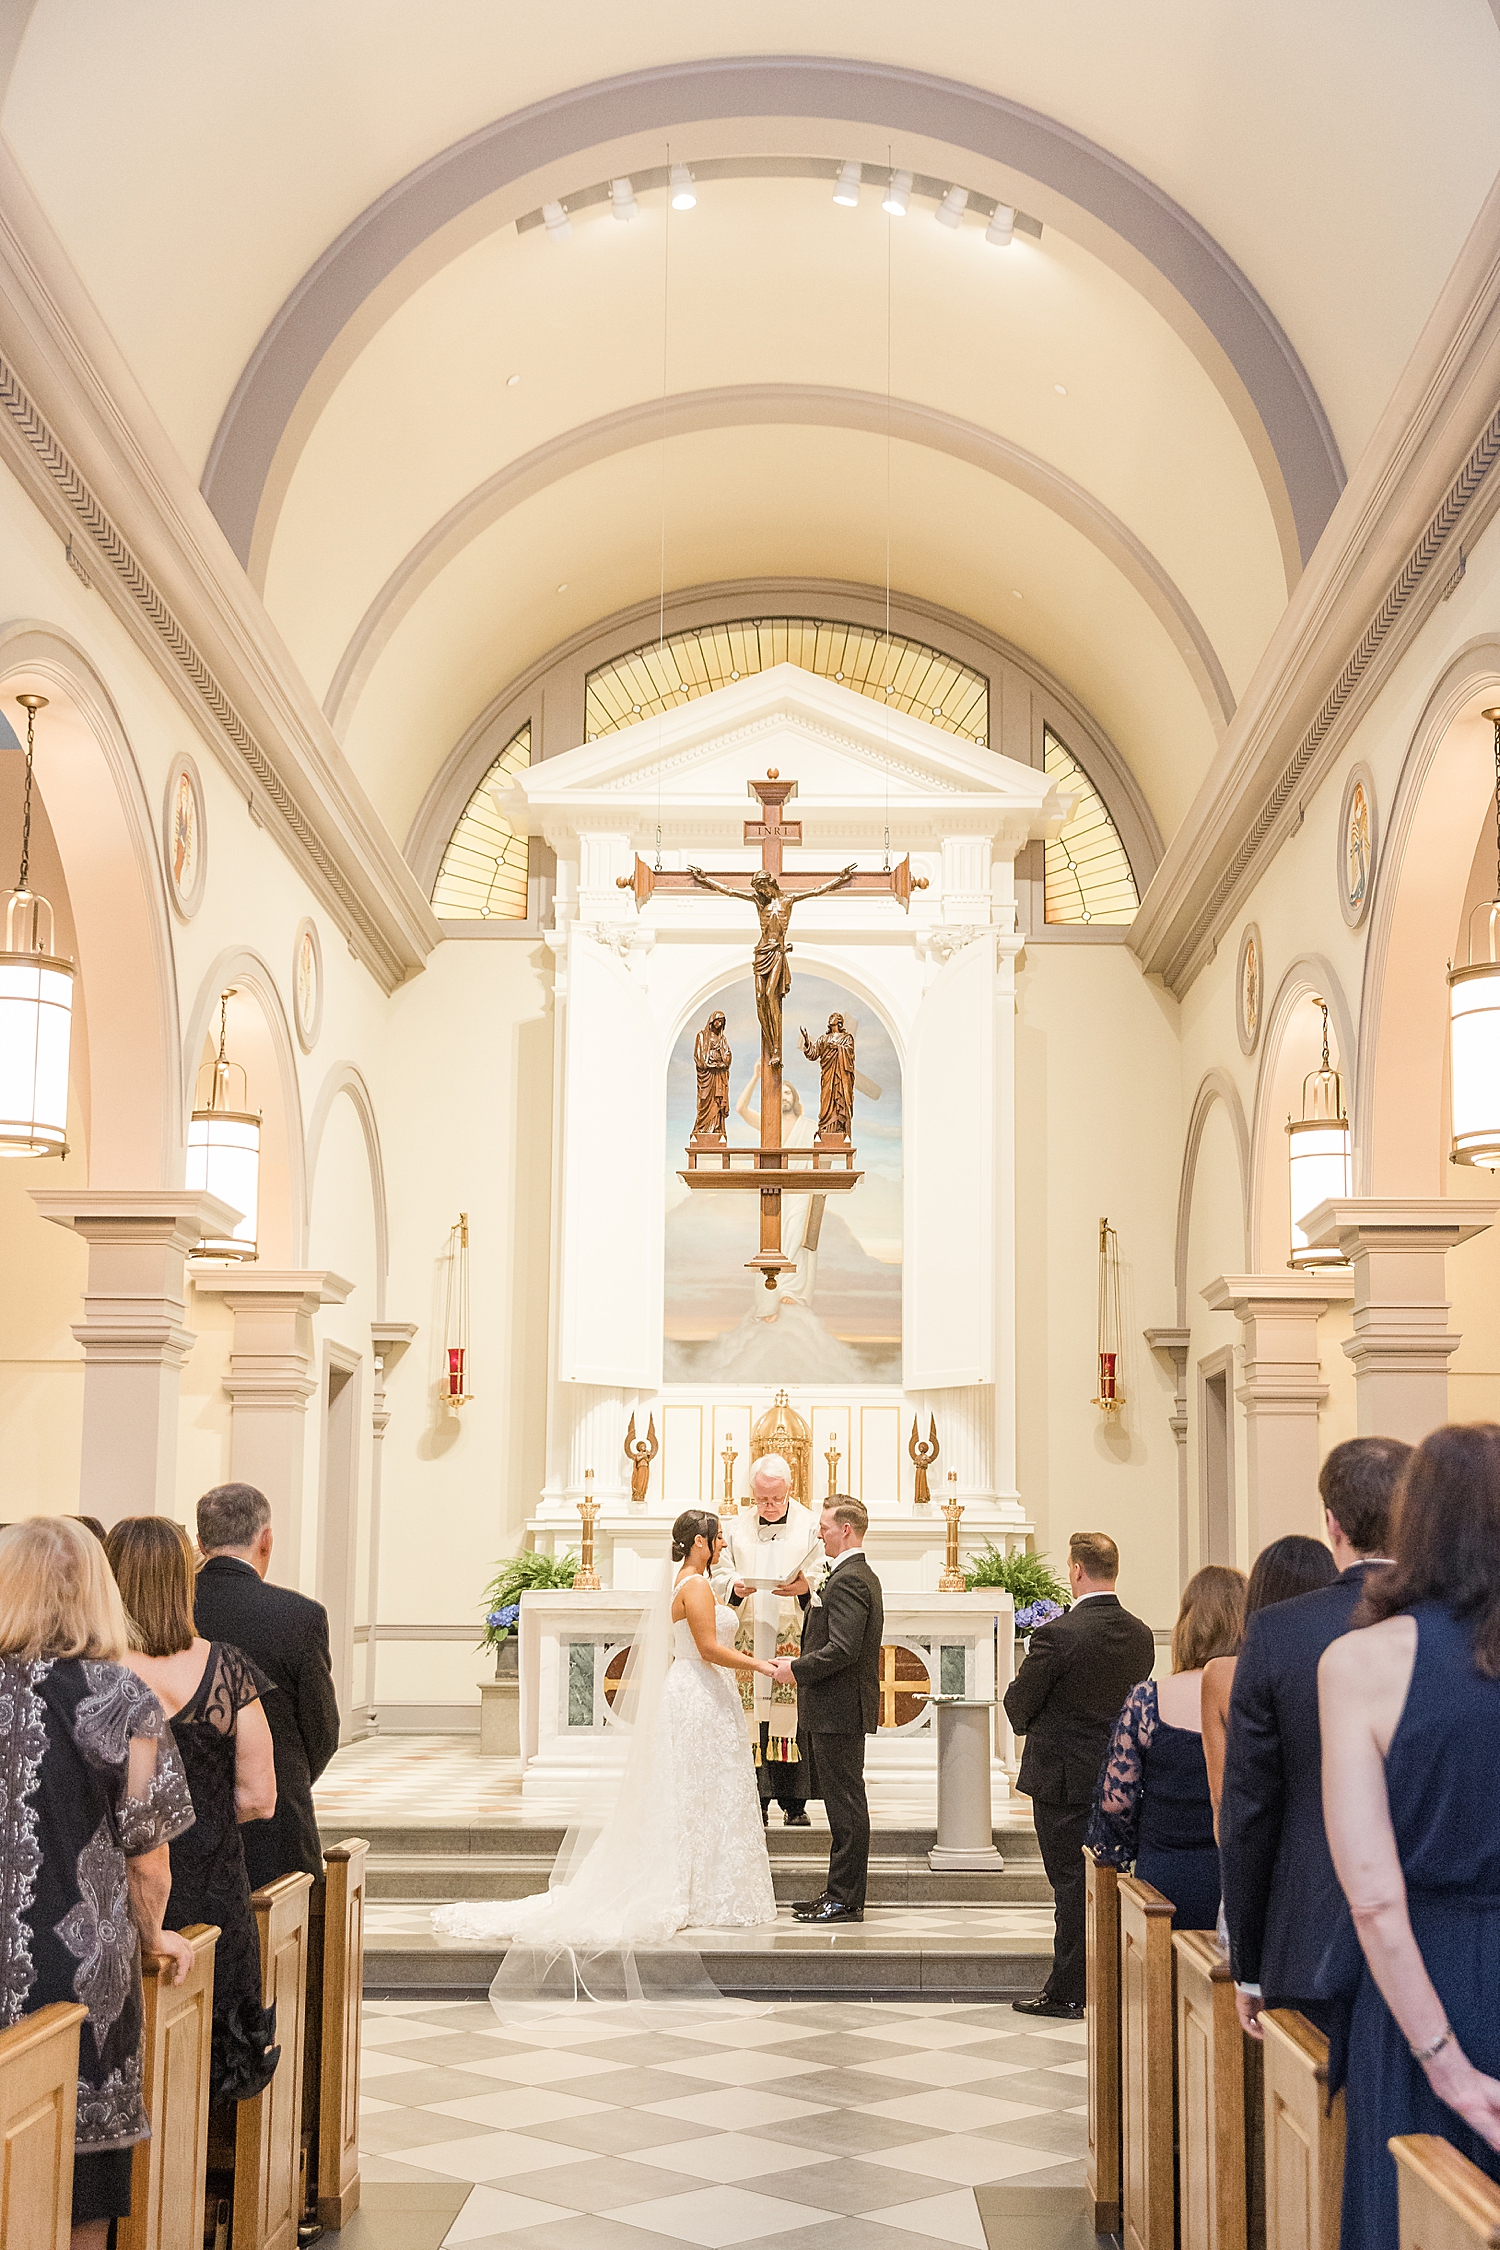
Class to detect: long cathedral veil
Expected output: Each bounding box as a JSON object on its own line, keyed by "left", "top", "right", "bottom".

{"left": 434, "top": 1558, "right": 757, "bottom": 2023}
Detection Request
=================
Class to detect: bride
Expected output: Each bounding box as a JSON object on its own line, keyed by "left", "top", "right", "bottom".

{"left": 433, "top": 1508, "right": 778, "bottom": 1962}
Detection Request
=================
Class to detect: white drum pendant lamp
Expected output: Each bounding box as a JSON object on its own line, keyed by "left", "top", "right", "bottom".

{"left": 0, "top": 694, "right": 74, "bottom": 1159}
{"left": 1449, "top": 709, "right": 1500, "bottom": 1169}
{"left": 187, "top": 990, "right": 260, "bottom": 1257}
{"left": 1287, "top": 1000, "right": 1351, "bottom": 1266}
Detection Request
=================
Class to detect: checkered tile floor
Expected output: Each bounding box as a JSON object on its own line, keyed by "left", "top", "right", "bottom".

{"left": 359, "top": 1995, "right": 1087, "bottom": 2247}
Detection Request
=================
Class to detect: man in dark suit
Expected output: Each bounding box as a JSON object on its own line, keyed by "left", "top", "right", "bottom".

{"left": 1004, "top": 1531, "right": 1155, "bottom": 2019}
{"left": 771, "top": 1495, "right": 883, "bottom": 1925}
{"left": 194, "top": 1481, "right": 341, "bottom": 1891}
{"left": 1220, "top": 1435, "right": 1410, "bottom": 2039}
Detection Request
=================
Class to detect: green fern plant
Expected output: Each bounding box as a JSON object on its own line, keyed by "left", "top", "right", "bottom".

{"left": 962, "top": 1545, "right": 1069, "bottom": 1608}
{"left": 479, "top": 1548, "right": 580, "bottom": 1652}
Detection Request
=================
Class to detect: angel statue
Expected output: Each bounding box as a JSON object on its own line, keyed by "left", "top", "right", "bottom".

{"left": 800, "top": 1012, "right": 856, "bottom": 1145}
{"left": 691, "top": 1011, "right": 731, "bottom": 1145}
{"left": 624, "top": 1411, "right": 658, "bottom": 1503}
{"left": 909, "top": 1414, "right": 940, "bottom": 1505}
{"left": 686, "top": 864, "right": 856, "bottom": 1067}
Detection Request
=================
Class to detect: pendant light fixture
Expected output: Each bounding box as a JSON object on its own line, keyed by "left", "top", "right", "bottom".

{"left": 443, "top": 1212, "right": 473, "bottom": 1406}
{"left": 1287, "top": 1000, "right": 1351, "bottom": 1266}
{"left": 1449, "top": 708, "right": 1500, "bottom": 1168}
{"left": 186, "top": 991, "right": 260, "bottom": 1257}
{"left": 0, "top": 693, "right": 74, "bottom": 1158}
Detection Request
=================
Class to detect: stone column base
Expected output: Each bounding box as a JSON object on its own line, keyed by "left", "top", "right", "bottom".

{"left": 479, "top": 1679, "right": 520, "bottom": 1757}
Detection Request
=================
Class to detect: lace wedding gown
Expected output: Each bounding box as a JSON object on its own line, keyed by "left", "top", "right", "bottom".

{"left": 434, "top": 1597, "right": 775, "bottom": 1947}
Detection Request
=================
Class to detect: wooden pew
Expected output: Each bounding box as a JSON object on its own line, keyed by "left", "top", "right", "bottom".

{"left": 312, "top": 1838, "right": 368, "bottom": 2229}
{"left": 1262, "top": 2009, "right": 1343, "bottom": 2250}
{"left": 0, "top": 2001, "right": 87, "bottom": 2250}
{"left": 1086, "top": 1849, "right": 1123, "bottom": 2235}
{"left": 1175, "top": 1928, "right": 1259, "bottom": 2250}
{"left": 1120, "top": 1873, "right": 1177, "bottom": 2250}
{"left": 232, "top": 1872, "right": 314, "bottom": 2250}
{"left": 119, "top": 1924, "right": 218, "bottom": 2250}
{"left": 1392, "top": 2136, "right": 1500, "bottom": 2249}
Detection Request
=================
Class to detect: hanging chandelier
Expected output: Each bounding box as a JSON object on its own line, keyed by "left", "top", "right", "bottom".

{"left": 186, "top": 991, "right": 260, "bottom": 1257}
{"left": 1287, "top": 1000, "right": 1351, "bottom": 1266}
{"left": 0, "top": 694, "right": 74, "bottom": 1158}
{"left": 1449, "top": 708, "right": 1500, "bottom": 1168}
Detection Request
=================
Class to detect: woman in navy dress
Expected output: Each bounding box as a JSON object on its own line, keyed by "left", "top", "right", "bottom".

{"left": 1086, "top": 1564, "right": 1246, "bottom": 1929}
{"left": 1322, "top": 1423, "right": 1500, "bottom": 2248}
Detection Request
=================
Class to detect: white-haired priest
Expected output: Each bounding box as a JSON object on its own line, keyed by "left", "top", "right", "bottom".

{"left": 712, "top": 1453, "right": 823, "bottom": 1826}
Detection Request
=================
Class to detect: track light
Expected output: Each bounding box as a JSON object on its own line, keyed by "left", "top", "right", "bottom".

{"left": 669, "top": 164, "right": 696, "bottom": 210}
{"left": 935, "top": 186, "right": 968, "bottom": 229}
{"left": 833, "top": 161, "right": 862, "bottom": 208}
{"left": 611, "top": 177, "right": 637, "bottom": 222}
{"left": 986, "top": 204, "right": 1015, "bottom": 247}
{"left": 542, "top": 200, "right": 571, "bottom": 241}
{"left": 883, "top": 169, "right": 912, "bottom": 217}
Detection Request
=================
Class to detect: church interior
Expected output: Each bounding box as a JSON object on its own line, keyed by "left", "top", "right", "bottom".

{"left": 4, "top": 5, "right": 1500, "bottom": 2246}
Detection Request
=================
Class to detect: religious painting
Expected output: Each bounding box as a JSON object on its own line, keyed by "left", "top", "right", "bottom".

{"left": 664, "top": 972, "right": 902, "bottom": 1384}
{"left": 1236, "top": 922, "right": 1262, "bottom": 1055}
{"left": 162, "top": 754, "right": 207, "bottom": 918}
{"left": 1338, "top": 764, "right": 1376, "bottom": 927}
{"left": 292, "top": 917, "right": 323, "bottom": 1051}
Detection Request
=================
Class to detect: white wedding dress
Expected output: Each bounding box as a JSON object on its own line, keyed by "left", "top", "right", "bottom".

{"left": 434, "top": 1587, "right": 775, "bottom": 1959}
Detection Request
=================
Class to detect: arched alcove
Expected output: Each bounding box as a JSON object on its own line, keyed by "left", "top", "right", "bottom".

{"left": 182, "top": 953, "right": 307, "bottom": 1263}
{"left": 1249, "top": 958, "right": 1356, "bottom": 1272}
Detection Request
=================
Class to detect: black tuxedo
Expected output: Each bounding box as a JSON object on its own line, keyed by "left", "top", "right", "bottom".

{"left": 1004, "top": 1592, "right": 1156, "bottom": 2003}
{"left": 1220, "top": 1562, "right": 1384, "bottom": 2015}
{"left": 194, "top": 1555, "right": 341, "bottom": 1890}
{"left": 793, "top": 1552, "right": 883, "bottom": 1908}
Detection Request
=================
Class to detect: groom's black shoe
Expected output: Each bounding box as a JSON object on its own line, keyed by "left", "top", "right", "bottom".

{"left": 1012, "top": 1994, "right": 1085, "bottom": 2021}
{"left": 783, "top": 1810, "right": 811, "bottom": 1826}
{"left": 790, "top": 1892, "right": 828, "bottom": 1918}
{"left": 795, "top": 1897, "right": 863, "bottom": 1924}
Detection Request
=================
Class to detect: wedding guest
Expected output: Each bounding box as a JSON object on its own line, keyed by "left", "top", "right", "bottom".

{"left": 1322, "top": 1424, "right": 1500, "bottom": 2246}
{"left": 194, "top": 1483, "right": 340, "bottom": 1889}
{"left": 107, "top": 1517, "right": 282, "bottom": 2103}
{"left": 1085, "top": 1563, "right": 1245, "bottom": 1930}
{"left": 1220, "top": 1435, "right": 1409, "bottom": 2038}
{"left": 1202, "top": 1536, "right": 1338, "bottom": 1818}
{"left": 1004, "top": 1532, "right": 1155, "bottom": 2018}
{"left": 0, "top": 1517, "right": 196, "bottom": 2250}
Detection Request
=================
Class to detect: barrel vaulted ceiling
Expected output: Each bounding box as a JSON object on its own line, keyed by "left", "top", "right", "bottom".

{"left": 4, "top": 2, "right": 1498, "bottom": 850}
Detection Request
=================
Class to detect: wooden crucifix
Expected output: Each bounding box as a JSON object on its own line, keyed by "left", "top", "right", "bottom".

{"left": 617, "top": 770, "right": 925, "bottom": 1286}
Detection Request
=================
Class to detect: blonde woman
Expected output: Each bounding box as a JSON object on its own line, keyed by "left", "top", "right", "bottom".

{"left": 0, "top": 1517, "right": 195, "bottom": 2250}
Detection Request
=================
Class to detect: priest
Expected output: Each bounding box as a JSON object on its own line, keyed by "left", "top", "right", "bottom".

{"left": 714, "top": 1453, "right": 822, "bottom": 1825}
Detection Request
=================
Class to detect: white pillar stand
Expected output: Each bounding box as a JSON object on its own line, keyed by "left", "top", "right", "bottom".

{"left": 1201, "top": 1274, "right": 1354, "bottom": 1546}
{"left": 928, "top": 1699, "right": 1003, "bottom": 1871}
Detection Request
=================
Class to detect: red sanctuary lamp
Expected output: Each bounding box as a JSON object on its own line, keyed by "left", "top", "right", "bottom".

{"left": 443, "top": 1212, "right": 473, "bottom": 1407}
{"left": 1093, "top": 1218, "right": 1126, "bottom": 1416}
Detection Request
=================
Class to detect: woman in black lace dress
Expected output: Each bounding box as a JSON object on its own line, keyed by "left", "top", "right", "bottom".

{"left": 106, "top": 1518, "right": 281, "bottom": 2103}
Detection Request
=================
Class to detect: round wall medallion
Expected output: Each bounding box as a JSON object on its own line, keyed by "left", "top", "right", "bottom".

{"left": 1337, "top": 763, "right": 1377, "bottom": 927}
{"left": 292, "top": 918, "right": 323, "bottom": 1052}
{"left": 162, "top": 754, "right": 207, "bottom": 918}
{"left": 1236, "top": 923, "right": 1263, "bottom": 1055}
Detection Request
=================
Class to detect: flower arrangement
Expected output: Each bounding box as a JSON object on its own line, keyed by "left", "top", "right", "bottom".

{"left": 478, "top": 1549, "right": 580, "bottom": 1657}
{"left": 961, "top": 1543, "right": 1070, "bottom": 1639}
{"left": 1013, "top": 1597, "right": 1066, "bottom": 1637}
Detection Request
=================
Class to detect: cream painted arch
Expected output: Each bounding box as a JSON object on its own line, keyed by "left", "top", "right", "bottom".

{"left": 1247, "top": 955, "right": 1356, "bottom": 1272}
{"left": 304, "top": 1062, "right": 390, "bottom": 1320}
{"left": 323, "top": 386, "right": 1237, "bottom": 745}
{"left": 0, "top": 621, "right": 181, "bottom": 1185}
{"left": 1355, "top": 637, "right": 1500, "bottom": 1198}
{"left": 182, "top": 950, "right": 308, "bottom": 1264}
{"left": 1174, "top": 1068, "right": 1251, "bottom": 1324}
{"left": 201, "top": 57, "right": 1341, "bottom": 585}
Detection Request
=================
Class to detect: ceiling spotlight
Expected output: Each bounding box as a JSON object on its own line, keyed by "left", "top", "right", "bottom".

{"left": 506, "top": 372, "right": 521, "bottom": 387}
{"left": 542, "top": 200, "right": 571, "bottom": 241}
{"left": 986, "top": 204, "right": 1015, "bottom": 247}
{"left": 833, "top": 161, "right": 862, "bottom": 208}
{"left": 883, "top": 169, "right": 912, "bottom": 217}
{"left": 556, "top": 583, "right": 568, "bottom": 594}
{"left": 611, "top": 177, "right": 637, "bottom": 222}
{"left": 670, "top": 164, "right": 697, "bottom": 210}
{"left": 935, "top": 186, "right": 969, "bottom": 230}
{"left": 1054, "top": 383, "right": 1068, "bottom": 396}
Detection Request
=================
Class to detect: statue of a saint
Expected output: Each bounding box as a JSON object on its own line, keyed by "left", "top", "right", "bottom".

{"left": 909, "top": 1414, "right": 940, "bottom": 1505}
{"left": 686, "top": 865, "right": 856, "bottom": 1066}
{"left": 800, "top": 1011, "right": 857, "bottom": 1145}
{"left": 691, "top": 1010, "right": 731, "bottom": 1144}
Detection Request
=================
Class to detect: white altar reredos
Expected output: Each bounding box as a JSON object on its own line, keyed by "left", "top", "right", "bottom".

{"left": 506, "top": 664, "right": 1068, "bottom": 1597}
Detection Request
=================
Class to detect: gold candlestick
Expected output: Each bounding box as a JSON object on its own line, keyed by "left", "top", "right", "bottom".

{"left": 573, "top": 1470, "right": 601, "bottom": 1590}
{"left": 720, "top": 1438, "right": 739, "bottom": 1515}
{"left": 825, "top": 1436, "right": 841, "bottom": 1497}
{"left": 939, "top": 1471, "right": 965, "bottom": 1592}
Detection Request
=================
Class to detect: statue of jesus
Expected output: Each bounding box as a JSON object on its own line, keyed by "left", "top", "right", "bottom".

{"left": 800, "top": 1011, "right": 856, "bottom": 1145}
{"left": 685, "top": 864, "right": 856, "bottom": 1067}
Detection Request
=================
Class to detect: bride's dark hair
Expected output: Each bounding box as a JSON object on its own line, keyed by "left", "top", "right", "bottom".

{"left": 671, "top": 1509, "right": 720, "bottom": 1562}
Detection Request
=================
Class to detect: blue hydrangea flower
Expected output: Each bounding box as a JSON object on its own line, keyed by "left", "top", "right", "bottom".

{"left": 1015, "top": 1598, "right": 1064, "bottom": 1634}
{"left": 486, "top": 1603, "right": 522, "bottom": 1632}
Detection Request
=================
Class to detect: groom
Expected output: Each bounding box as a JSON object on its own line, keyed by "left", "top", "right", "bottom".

{"left": 771, "top": 1495, "right": 883, "bottom": 1925}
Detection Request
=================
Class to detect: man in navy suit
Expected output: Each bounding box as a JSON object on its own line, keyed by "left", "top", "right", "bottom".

{"left": 1219, "top": 1435, "right": 1411, "bottom": 2039}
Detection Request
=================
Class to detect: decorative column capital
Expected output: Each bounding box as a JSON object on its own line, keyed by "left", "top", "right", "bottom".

{"left": 31, "top": 1188, "right": 243, "bottom": 1258}
{"left": 188, "top": 1267, "right": 355, "bottom": 1318}
{"left": 1144, "top": 1327, "right": 1192, "bottom": 1447}
{"left": 1202, "top": 1272, "right": 1353, "bottom": 1415}
{"left": 1303, "top": 1199, "right": 1500, "bottom": 1261}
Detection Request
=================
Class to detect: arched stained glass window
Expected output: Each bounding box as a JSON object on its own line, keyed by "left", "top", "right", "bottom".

{"left": 431, "top": 722, "right": 531, "bottom": 920}
{"left": 585, "top": 618, "right": 988, "bottom": 746}
{"left": 1043, "top": 727, "right": 1138, "bottom": 926}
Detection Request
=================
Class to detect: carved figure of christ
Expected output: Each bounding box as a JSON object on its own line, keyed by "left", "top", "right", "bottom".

{"left": 684, "top": 864, "right": 857, "bottom": 1069}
